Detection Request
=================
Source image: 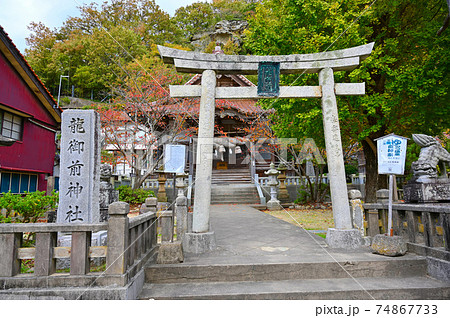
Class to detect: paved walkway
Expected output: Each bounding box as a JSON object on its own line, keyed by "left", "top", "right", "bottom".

{"left": 183, "top": 204, "right": 423, "bottom": 265}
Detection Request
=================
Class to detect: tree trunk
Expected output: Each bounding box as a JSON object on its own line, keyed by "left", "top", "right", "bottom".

{"left": 361, "top": 138, "right": 378, "bottom": 203}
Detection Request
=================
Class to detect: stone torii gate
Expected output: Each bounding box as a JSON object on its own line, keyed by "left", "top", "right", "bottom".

{"left": 158, "top": 43, "right": 374, "bottom": 252}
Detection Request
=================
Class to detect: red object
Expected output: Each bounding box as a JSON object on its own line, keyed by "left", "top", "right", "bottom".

{"left": 0, "top": 26, "right": 61, "bottom": 192}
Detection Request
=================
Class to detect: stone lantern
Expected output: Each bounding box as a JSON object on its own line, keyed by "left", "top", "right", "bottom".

{"left": 265, "top": 163, "right": 282, "bottom": 210}
{"left": 277, "top": 163, "right": 290, "bottom": 203}
{"left": 156, "top": 167, "right": 168, "bottom": 203}
{"left": 175, "top": 172, "right": 188, "bottom": 198}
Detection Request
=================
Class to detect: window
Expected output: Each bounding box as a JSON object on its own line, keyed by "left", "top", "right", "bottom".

{"left": 0, "top": 172, "right": 38, "bottom": 193}
{"left": 0, "top": 110, "right": 23, "bottom": 141}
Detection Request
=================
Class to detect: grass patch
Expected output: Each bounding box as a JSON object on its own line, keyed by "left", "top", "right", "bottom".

{"left": 263, "top": 207, "right": 334, "bottom": 232}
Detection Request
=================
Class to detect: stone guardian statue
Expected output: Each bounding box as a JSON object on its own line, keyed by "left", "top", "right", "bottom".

{"left": 404, "top": 134, "right": 450, "bottom": 202}
{"left": 410, "top": 134, "right": 450, "bottom": 180}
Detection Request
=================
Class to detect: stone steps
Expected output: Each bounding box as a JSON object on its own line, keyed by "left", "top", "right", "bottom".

{"left": 139, "top": 276, "right": 450, "bottom": 300}
{"left": 211, "top": 168, "right": 253, "bottom": 185}
{"left": 210, "top": 185, "right": 260, "bottom": 205}
{"left": 139, "top": 259, "right": 450, "bottom": 300}
{"left": 144, "top": 259, "right": 427, "bottom": 284}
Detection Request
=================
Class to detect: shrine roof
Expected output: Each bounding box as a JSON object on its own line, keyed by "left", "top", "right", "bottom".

{"left": 0, "top": 26, "right": 61, "bottom": 122}
{"left": 148, "top": 98, "right": 271, "bottom": 117}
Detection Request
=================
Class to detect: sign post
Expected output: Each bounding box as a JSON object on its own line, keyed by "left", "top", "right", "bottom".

{"left": 375, "top": 134, "right": 408, "bottom": 236}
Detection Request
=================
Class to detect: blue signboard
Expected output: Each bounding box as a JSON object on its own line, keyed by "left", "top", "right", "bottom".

{"left": 376, "top": 134, "right": 408, "bottom": 175}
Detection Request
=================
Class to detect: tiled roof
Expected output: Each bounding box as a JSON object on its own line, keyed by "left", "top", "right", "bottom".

{"left": 153, "top": 98, "right": 272, "bottom": 117}
{"left": 156, "top": 72, "right": 267, "bottom": 117}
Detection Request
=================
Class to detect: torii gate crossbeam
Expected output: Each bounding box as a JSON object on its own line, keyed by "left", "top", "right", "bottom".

{"left": 158, "top": 43, "right": 374, "bottom": 251}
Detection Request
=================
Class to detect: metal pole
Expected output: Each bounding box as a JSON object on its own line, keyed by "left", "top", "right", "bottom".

{"left": 57, "top": 76, "right": 62, "bottom": 107}
{"left": 388, "top": 174, "right": 394, "bottom": 236}
{"left": 57, "top": 75, "right": 69, "bottom": 107}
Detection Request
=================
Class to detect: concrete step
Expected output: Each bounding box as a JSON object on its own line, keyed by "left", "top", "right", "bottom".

{"left": 211, "top": 200, "right": 260, "bottom": 205}
{"left": 211, "top": 188, "right": 258, "bottom": 194}
{"left": 211, "top": 193, "right": 259, "bottom": 199}
{"left": 144, "top": 259, "right": 428, "bottom": 284}
{"left": 210, "top": 184, "right": 260, "bottom": 204}
{"left": 211, "top": 169, "right": 253, "bottom": 185}
{"left": 139, "top": 276, "right": 450, "bottom": 300}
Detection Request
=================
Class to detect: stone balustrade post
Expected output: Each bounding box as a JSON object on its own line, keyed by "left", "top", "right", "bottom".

{"left": 376, "top": 189, "right": 389, "bottom": 204}
{"left": 159, "top": 211, "right": 173, "bottom": 243}
{"left": 0, "top": 233, "right": 21, "bottom": 277}
{"left": 175, "top": 173, "right": 188, "bottom": 241}
{"left": 376, "top": 189, "right": 389, "bottom": 233}
{"left": 70, "top": 232, "right": 91, "bottom": 275}
{"left": 140, "top": 196, "right": 157, "bottom": 215}
{"left": 367, "top": 210, "right": 381, "bottom": 237}
{"left": 35, "top": 232, "right": 57, "bottom": 276}
{"left": 348, "top": 190, "right": 364, "bottom": 236}
{"left": 105, "top": 202, "right": 129, "bottom": 275}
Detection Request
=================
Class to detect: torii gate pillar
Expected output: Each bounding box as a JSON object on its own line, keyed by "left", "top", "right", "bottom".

{"left": 192, "top": 70, "right": 216, "bottom": 232}
{"left": 319, "top": 68, "right": 362, "bottom": 248}
{"left": 183, "top": 70, "right": 217, "bottom": 253}
{"left": 319, "top": 68, "right": 353, "bottom": 229}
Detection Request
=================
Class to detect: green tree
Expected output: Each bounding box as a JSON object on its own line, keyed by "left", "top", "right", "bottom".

{"left": 25, "top": 0, "right": 178, "bottom": 99}
{"left": 173, "top": 2, "right": 218, "bottom": 46}
{"left": 25, "top": 22, "right": 59, "bottom": 94}
{"left": 244, "top": 0, "right": 450, "bottom": 202}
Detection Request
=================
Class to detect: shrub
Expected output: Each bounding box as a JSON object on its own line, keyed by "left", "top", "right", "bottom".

{"left": 0, "top": 214, "right": 12, "bottom": 223}
{"left": 0, "top": 191, "right": 20, "bottom": 218}
{"left": 117, "top": 186, "right": 154, "bottom": 205}
{"left": 0, "top": 191, "right": 58, "bottom": 223}
{"left": 294, "top": 183, "right": 329, "bottom": 204}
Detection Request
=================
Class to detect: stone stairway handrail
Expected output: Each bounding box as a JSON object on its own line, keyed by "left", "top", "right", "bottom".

{"left": 254, "top": 174, "right": 266, "bottom": 205}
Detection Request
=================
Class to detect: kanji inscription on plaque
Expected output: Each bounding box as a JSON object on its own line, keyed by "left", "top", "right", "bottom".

{"left": 257, "top": 62, "right": 280, "bottom": 97}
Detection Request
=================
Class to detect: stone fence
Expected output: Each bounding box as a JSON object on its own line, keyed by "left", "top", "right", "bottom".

{"left": 142, "top": 179, "right": 174, "bottom": 189}
{"left": 362, "top": 201, "right": 450, "bottom": 259}
{"left": 0, "top": 202, "right": 158, "bottom": 299}
{"left": 257, "top": 175, "right": 330, "bottom": 187}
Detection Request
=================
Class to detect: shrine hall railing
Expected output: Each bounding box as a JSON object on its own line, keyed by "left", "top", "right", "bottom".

{"left": 0, "top": 202, "right": 158, "bottom": 291}
{"left": 363, "top": 202, "right": 450, "bottom": 257}
{"left": 256, "top": 175, "right": 330, "bottom": 187}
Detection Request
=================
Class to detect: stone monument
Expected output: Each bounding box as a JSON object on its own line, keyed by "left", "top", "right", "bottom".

{"left": 404, "top": 134, "right": 450, "bottom": 202}
{"left": 56, "top": 110, "right": 103, "bottom": 269}
{"left": 57, "top": 109, "right": 100, "bottom": 224}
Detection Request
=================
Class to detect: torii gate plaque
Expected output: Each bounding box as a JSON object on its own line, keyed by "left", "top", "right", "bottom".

{"left": 159, "top": 43, "right": 374, "bottom": 251}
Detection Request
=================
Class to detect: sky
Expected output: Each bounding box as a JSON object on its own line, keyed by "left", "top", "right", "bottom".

{"left": 0, "top": 0, "right": 203, "bottom": 53}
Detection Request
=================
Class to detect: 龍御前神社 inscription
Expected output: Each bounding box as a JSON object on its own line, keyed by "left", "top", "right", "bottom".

{"left": 57, "top": 110, "right": 100, "bottom": 224}
{"left": 257, "top": 62, "right": 280, "bottom": 97}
